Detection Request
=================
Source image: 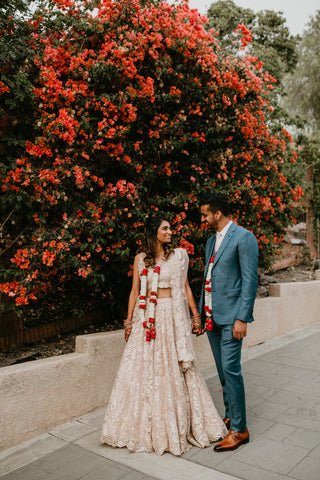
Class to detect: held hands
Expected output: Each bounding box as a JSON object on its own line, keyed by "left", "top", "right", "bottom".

{"left": 191, "top": 321, "right": 206, "bottom": 336}
{"left": 191, "top": 312, "right": 205, "bottom": 336}
{"left": 233, "top": 319, "right": 247, "bottom": 341}
{"left": 191, "top": 316, "right": 247, "bottom": 340}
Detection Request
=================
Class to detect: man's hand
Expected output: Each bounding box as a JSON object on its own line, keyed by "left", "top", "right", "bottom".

{"left": 233, "top": 320, "right": 247, "bottom": 341}
{"left": 191, "top": 321, "right": 205, "bottom": 336}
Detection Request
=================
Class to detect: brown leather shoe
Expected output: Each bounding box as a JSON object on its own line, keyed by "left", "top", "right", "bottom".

{"left": 223, "top": 418, "right": 231, "bottom": 430}
{"left": 214, "top": 428, "right": 249, "bottom": 452}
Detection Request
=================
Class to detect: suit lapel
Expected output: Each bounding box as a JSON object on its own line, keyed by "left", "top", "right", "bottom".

{"left": 203, "top": 234, "right": 216, "bottom": 279}
{"left": 212, "top": 222, "right": 237, "bottom": 268}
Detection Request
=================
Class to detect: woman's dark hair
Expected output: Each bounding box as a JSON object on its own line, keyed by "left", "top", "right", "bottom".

{"left": 142, "top": 216, "right": 174, "bottom": 268}
{"left": 199, "top": 192, "right": 229, "bottom": 216}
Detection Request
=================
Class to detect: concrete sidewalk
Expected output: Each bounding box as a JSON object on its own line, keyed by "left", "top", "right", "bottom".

{"left": 1, "top": 323, "right": 320, "bottom": 480}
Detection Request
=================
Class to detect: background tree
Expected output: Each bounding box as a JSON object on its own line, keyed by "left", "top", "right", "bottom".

{"left": 206, "top": 0, "right": 255, "bottom": 55}
{"left": 0, "top": 0, "right": 302, "bottom": 325}
{"left": 206, "top": 0, "right": 301, "bottom": 184}
{"left": 282, "top": 11, "right": 320, "bottom": 247}
{"left": 206, "top": 0, "right": 298, "bottom": 88}
{"left": 282, "top": 11, "right": 320, "bottom": 132}
{"left": 206, "top": 0, "right": 307, "bottom": 231}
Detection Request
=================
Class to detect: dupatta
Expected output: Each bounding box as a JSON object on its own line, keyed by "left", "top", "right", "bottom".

{"left": 169, "top": 248, "right": 195, "bottom": 371}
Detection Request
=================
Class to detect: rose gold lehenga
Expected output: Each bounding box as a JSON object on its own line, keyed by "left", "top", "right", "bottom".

{"left": 101, "top": 248, "right": 227, "bottom": 456}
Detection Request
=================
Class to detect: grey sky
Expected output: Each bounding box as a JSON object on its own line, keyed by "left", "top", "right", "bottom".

{"left": 188, "top": 0, "right": 319, "bottom": 35}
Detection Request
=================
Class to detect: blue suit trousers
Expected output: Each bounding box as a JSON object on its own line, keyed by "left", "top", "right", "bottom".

{"left": 207, "top": 324, "right": 246, "bottom": 432}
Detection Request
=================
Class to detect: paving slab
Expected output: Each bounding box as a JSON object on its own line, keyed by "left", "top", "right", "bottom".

{"left": 309, "top": 444, "right": 320, "bottom": 458}
{"left": 214, "top": 457, "right": 292, "bottom": 480}
{"left": 267, "top": 388, "right": 320, "bottom": 409}
{"left": 185, "top": 444, "right": 234, "bottom": 468}
{"left": 230, "top": 437, "right": 309, "bottom": 475}
{"left": 284, "top": 427, "right": 320, "bottom": 449}
{"left": 278, "top": 412, "right": 320, "bottom": 432}
{"left": 288, "top": 456, "right": 320, "bottom": 480}
{"left": 242, "top": 359, "right": 305, "bottom": 380}
{"left": 259, "top": 423, "right": 298, "bottom": 442}
{"left": 0, "top": 434, "right": 66, "bottom": 477}
{"left": 0, "top": 444, "right": 107, "bottom": 480}
{"left": 251, "top": 399, "right": 291, "bottom": 421}
{"left": 79, "top": 461, "right": 136, "bottom": 480}
{"left": 77, "top": 408, "right": 106, "bottom": 429}
{"left": 74, "top": 431, "right": 238, "bottom": 480}
{"left": 245, "top": 391, "right": 274, "bottom": 409}
{"left": 49, "top": 420, "right": 97, "bottom": 442}
{"left": 245, "top": 417, "right": 274, "bottom": 439}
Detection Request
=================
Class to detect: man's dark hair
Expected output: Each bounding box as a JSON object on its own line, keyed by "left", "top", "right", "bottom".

{"left": 199, "top": 193, "right": 229, "bottom": 216}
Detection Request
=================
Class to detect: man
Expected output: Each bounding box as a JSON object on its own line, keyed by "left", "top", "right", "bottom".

{"left": 195, "top": 192, "right": 258, "bottom": 452}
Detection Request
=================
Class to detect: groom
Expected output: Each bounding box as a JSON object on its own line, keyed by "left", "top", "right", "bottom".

{"left": 196, "top": 193, "right": 258, "bottom": 451}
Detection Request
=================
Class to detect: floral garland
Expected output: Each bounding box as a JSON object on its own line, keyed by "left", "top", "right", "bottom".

{"left": 204, "top": 255, "right": 216, "bottom": 331}
{"left": 139, "top": 265, "right": 160, "bottom": 341}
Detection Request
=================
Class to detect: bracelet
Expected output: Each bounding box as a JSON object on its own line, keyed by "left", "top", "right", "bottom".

{"left": 192, "top": 322, "right": 202, "bottom": 328}
{"left": 123, "top": 318, "right": 133, "bottom": 329}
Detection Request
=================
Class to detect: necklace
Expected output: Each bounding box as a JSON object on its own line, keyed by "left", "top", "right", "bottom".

{"left": 204, "top": 255, "right": 215, "bottom": 331}
{"left": 139, "top": 264, "right": 161, "bottom": 341}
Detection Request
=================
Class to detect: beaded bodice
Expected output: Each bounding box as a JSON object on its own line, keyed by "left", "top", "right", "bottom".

{"left": 138, "top": 254, "right": 171, "bottom": 288}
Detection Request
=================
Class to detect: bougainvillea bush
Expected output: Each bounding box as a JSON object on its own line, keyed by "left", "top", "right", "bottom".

{"left": 0, "top": 0, "right": 303, "bottom": 322}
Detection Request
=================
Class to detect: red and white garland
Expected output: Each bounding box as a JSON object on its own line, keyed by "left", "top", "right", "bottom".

{"left": 204, "top": 255, "right": 215, "bottom": 331}
{"left": 139, "top": 265, "right": 160, "bottom": 341}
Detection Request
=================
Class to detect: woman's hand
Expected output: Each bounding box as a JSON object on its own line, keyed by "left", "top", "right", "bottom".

{"left": 124, "top": 327, "right": 132, "bottom": 342}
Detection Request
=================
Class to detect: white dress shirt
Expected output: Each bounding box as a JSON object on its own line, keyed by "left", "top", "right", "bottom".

{"left": 214, "top": 220, "right": 233, "bottom": 253}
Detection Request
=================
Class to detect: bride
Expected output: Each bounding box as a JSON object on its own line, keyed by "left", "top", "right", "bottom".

{"left": 101, "top": 216, "right": 227, "bottom": 456}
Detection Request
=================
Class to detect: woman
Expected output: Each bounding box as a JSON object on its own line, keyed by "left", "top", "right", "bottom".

{"left": 101, "top": 217, "right": 227, "bottom": 456}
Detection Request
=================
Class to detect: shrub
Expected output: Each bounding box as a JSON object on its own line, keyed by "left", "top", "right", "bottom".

{"left": 0, "top": 0, "right": 303, "bottom": 322}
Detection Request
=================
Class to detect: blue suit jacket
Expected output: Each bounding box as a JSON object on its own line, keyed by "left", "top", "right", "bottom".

{"left": 198, "top": 222, "right": 259, "bottom": 326}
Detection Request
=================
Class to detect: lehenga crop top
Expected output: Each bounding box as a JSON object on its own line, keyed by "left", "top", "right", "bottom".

{"left": 138, "top": 253, "right": 171, "bottom": 289}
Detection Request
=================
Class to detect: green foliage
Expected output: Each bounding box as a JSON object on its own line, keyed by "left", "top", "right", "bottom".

{"left": 296, "top": 134, "right": 320, "bottom": 227}
{"left": 0, "top": 0, "right": 38, "bottom": 159}
{"left": 281, "top": 11, "right": 320, "bottom": 255}
{"left": 206, "top": 0, "right": 298, "bottom": 88}
{"left": 282, "top": 11, "right": 320, "bottom": 131}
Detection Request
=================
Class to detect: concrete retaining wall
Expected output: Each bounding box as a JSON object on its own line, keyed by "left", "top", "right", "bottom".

{"left": 1, "top": 280, "right": 320, "bottom": 451}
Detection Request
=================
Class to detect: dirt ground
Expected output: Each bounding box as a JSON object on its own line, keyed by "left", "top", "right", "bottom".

{"left": 0, "top": 262, "right": 316, "bottom": 368}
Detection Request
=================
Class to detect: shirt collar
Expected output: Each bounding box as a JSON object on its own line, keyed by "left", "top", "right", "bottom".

{"left": 216, "top": 220, "right": 233, "bottom": 238}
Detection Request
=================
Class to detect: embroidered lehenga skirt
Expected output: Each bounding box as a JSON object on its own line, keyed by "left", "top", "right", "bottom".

{"left": 101, "top": 298, "right": 227, "bottom": 456}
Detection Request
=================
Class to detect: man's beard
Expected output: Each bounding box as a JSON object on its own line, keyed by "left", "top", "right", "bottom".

{"left": 208, "top": 222, "right": 218, "bottom": 232}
